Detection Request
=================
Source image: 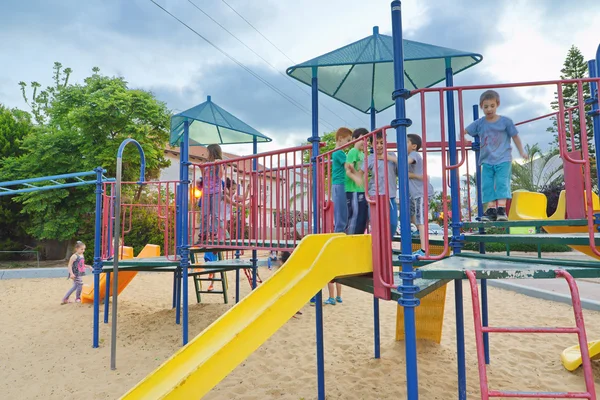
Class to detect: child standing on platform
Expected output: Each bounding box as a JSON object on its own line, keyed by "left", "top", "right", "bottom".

{"left": 61, "top": 241, "right": 91, "bottom": 304}
{"left": 201, "top": 144, "right": 224, "bottom": 240}
{"left": 349, "top": 130, "right": 398, "bottom": 237}
{"left": 345, "top": 128, "right": 369, "bottom": 235}
{"left": 325, "top": 127, "right": 353, "bottom": 305}
{"left": 466, "top": 90, "right": 527, "bottom": 222}
{"left": 406, "top": 134, "right": 427, "bottom": 256}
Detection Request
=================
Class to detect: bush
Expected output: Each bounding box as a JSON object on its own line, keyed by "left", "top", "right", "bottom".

{"left": 463, "top": 242, "right": 571, "bottom": 253}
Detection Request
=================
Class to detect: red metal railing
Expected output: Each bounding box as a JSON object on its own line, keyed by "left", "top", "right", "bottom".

{"left": 190, "top": 145, "right": 314, "bottom": 251}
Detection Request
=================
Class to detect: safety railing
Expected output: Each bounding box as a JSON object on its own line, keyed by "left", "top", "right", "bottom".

{"left": 190, "top": 145, "right": 314, "bottom": 251}
{"left": 411, "top": 76, "right": 600, "bottom": 258}
{"left": 101, "top": 181, "right": 177, "bottom": 260}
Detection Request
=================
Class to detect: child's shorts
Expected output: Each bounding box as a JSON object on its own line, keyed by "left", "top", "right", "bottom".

{"left": 481, "top": 162, "right": 512, "bottom": 203}
{"left": 410, "top": 196, "right": 425, "bottom": 225}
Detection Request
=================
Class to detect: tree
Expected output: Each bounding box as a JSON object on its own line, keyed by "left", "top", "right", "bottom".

{"left": 301, "top": 131, "right": 336, "bottom": 164}
{"left": 1, "top": 63, "right": 171, "bottom": 244}
{"left": 511, "top": 144, "right": 563, "bottom": 192}
{"left": 0, "top": 105, "right": 34, "bottom": 254}
{"left": 548, "top": 46, "right": 594, "bottom": 154}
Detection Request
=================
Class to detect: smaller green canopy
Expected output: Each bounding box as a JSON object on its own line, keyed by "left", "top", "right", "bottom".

{"left": 170, "top": 96, "right": 272, "bottom": 146}
{"left": 286, "top": 26, "right": 482, "bottom": 114}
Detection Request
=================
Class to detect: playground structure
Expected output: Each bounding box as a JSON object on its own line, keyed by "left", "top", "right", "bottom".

{"left": 1, "top": 1, "right": 600, "bottom": 399}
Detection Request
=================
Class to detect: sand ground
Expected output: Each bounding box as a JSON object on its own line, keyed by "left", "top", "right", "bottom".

{"left": 1, "top": 268, "right": 600, "bottom": 399}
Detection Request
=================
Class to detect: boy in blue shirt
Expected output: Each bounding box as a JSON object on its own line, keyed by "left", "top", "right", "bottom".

{"left": 466, "top": 90, "right": 527, "bottom": 221}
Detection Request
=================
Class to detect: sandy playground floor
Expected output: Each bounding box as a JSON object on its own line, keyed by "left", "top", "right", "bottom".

{"left": 1, "top": 268, "right": 600, "bottom": 399}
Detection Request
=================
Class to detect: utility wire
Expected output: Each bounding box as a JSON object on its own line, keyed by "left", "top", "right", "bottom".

{"left": 220, "top": 0, "right": 370, "bottom": 126}
{"left": 186, "top": 0, "right": 352, "bottom": 128}
{"left": 148, "top": 0, "right": 336, "bottom": 130}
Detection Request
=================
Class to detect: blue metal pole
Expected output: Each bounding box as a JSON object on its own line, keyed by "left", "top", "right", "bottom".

{"left": 172, "top": 271, "right": 177, "bottom": 309}
{"left": 251, "top": 137, "right": 258, "bottom": 290}
{"left": 92, "top": 167, "right": 104, "bottom": 348}
{"left": 370, "top": 104, "right": 381, "bottom": 360}
{"left": 181, "top": 120, "right": 191, "bottom": 345}
{"left": 309, "top": 65, "right": 326, "bottom": 400}
{"left": 473, "top": 105, "right": 490, "bottom": 365}
{"left": 589, "top": 56, "right": 600, "bottom": 183}
{"left": 391, "top": 2, "right": 418, "bottom": 399}
{"left": 446, "top": 62, "right": 466, "bottom": 400}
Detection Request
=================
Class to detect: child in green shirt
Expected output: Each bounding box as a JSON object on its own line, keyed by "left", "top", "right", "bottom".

{"left": 345, "top": 128, "right": 369, "bottom": 234}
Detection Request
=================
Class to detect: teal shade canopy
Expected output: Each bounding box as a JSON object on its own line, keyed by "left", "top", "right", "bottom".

{"left": 286, "top": 26, "right": 482, "bottom": 114}
{"left": 170, "top": 95, "right": 272, "bottom": 146}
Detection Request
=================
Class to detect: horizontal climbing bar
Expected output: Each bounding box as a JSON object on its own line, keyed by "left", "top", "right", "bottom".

{"left": 482, "top": 327, "right": 579, "bottom": 334}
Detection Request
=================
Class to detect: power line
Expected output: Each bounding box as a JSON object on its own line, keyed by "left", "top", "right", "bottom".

{"left": 147, "top": 0, "right": 336, "bottom": 131}
{"left": 186, "top": 0, "right": 352, "bottom": 128}
{"left": 219, "top": 0, "right": 370, "bottom": 127}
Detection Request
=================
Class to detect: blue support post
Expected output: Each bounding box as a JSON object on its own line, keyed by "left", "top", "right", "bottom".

{"left": 589, "top": 55, "right": 600, "bottom": 182}
{"left": 92, "top": 167, "right": 104, "bottom": 348}
{"left": 309, "top": 65, "right": 326, "bottom": 400}
{"left": 391, "top": 2, "right": 419, "bottom": 399}
{"left": 473, "top": 105, "right": 491, "bottom": 365}
{"left": 180, "top": 121, "right": 191, "bottom": 345}
{"left": 446, "top": 62, "right": 466, "bottom": 400}
{"left": 370, "top": 104, "right": 381, "bottom": 360}
{"left": 252, "top": 136, "right": 258, "bottom": 290}
{"left": 172, "top": 271, "right": 177, "bottom": 309}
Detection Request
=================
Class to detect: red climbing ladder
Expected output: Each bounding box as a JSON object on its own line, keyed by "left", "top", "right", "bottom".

{"left": 466, "top": 270, "right": 597, "bottom": 399}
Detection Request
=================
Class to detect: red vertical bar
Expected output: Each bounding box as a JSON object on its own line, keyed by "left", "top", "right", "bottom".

{"left": 568, "top": 110, "right": 575, "bottom": 152}
{"left": 420, "top": 92, "right": 430, "bottom": 254}
{"left": 275, "top": 154, "right": 280, "bottom": 246}
{"left": 466, "top": 270, "right": 491, "bottom": 400}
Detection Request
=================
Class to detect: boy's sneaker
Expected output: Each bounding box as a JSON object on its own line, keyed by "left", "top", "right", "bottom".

{"left": 412, "top": 249, "right": 426, "bottom": 258}
{"left": 324, "top": 297, "right": 336, "bottom": 305}
{"left": 335, "top": 296, "right": 343, "bottom": 303}
{"left": 481, "top": 208, "right": 497, "bottom": 222}
{"left": 496, "top": 207, "right": 508, "bottom": 221}
{"left": 310, "top": 296, "right": 316, "bottom": 306}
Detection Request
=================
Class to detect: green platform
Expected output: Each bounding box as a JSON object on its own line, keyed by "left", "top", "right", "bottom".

{"left": 418, "top": 254, "right": 600, "bottom": 280}
{"left": 462, "top": 219, "right": 589, "bottom": 230}
{"left": 336, "top": 274, "right": 449, "bottom": 301}
{"left": 463, "top": 233, "right": 600, "bottom": 246}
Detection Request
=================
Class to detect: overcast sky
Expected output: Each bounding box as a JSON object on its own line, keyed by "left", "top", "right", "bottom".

{"left": 1, "top": 0, "right": 599, "bottom": 188}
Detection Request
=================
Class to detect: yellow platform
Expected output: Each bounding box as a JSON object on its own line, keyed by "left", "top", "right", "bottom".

{"left": 120, "top": 234, "right": 373, "bottom": 399}
{"left": 81, "top": 244, "right": 160, "bottom": 304}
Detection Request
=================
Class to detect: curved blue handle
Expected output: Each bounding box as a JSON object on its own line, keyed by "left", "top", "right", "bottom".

{"left": 117, "top": 139, "right": 146, "bottom": 183}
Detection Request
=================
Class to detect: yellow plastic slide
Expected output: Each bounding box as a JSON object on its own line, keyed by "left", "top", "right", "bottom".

{"left": 120, "top": 234, "right": 373, "bottom": 399}
{"left": 81, "top": 244, "right": 160, "bottom": 304}
{"left": 561, "top": 340, "right": 600, "bottom": 371}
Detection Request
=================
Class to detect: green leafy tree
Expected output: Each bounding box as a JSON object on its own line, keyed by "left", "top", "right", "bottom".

{"left": 2, "top": 63, "right": 171, "bottom": 246}
{"left": 548, "top": 46, "right": 594, "bottom": 154}
{"left": 511, "top": 144, "right": 563, "bottom": 192}
{"left": 0, "top": 105, "right": 34, "bottom": 255}
{"left": 301, "top": 131, "right": 336, "bottom": 164}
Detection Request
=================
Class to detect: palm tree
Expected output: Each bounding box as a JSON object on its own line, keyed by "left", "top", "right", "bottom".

{"left": 511, "top": 143, "right": 563, "bottom": 192}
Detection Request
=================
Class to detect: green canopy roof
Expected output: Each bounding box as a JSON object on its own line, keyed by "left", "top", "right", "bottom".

{"left": 170, "top": 96, "right": 272, "bottom": 146}
{"left": 286, "top": 26, "right": 482, "bottom": 114}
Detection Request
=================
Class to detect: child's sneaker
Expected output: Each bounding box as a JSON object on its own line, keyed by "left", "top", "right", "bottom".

{"left": 481, "top": 208, "right": 497, "bottom": 222}
{"left": 323, "top": 297, "right": 336, "bottom": 305}
{"left": 412, "top": 249, "right": 426, "bottom": 258}
{"left": 496, "top": 207, "right": 508, "bottom": 221}
{"left": 310, "top": 296, "right": 316, "bottom": 306}
{"left": 335, "top": 296, "right": 343, "bottom": 303}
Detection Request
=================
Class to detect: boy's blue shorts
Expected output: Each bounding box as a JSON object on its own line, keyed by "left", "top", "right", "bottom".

{"left": 481, "top": 162, "right": 512, "bottom": 204}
